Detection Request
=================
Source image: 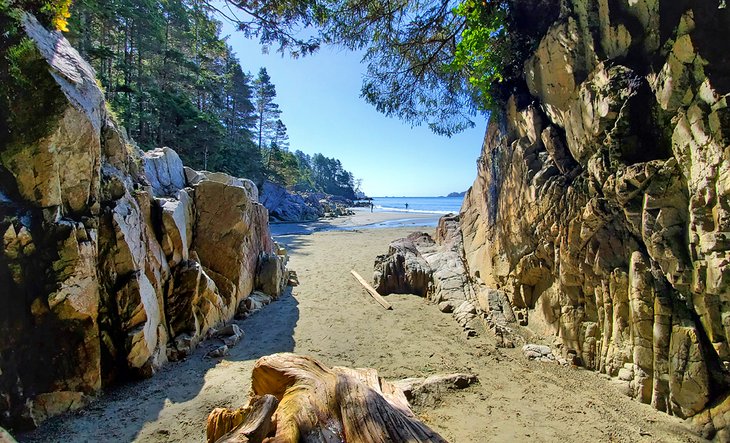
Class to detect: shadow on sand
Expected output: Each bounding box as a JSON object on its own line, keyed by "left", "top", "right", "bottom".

{"left": 18, "top": 288, "right": 299, "bottom": 443}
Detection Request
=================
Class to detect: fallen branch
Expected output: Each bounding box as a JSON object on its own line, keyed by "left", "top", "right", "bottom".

{"left": 351, "top": 270, "right": 393, "bottom": 310}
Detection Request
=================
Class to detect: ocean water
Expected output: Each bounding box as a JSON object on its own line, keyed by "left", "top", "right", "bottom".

{"left": 370, "top": 196, "right": 464, "bottom": 214}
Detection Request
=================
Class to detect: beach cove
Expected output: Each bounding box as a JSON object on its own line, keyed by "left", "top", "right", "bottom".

{"left": 20, "top": 210, "right": 698, "bottom": 443}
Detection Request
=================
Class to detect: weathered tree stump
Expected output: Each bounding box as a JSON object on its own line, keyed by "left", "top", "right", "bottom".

{"left": 207, "top": 395, "right": 279, "bottom": 443}
{"left": 207, "top": 353, "right": 448, "bottom": 443}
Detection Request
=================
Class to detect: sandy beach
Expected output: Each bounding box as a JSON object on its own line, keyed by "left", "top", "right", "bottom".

{"left": 19, "top": 210, "right": 700, "bottom": 443}
{"left": 269, "top": 208, "right": 445, "bottom": 235}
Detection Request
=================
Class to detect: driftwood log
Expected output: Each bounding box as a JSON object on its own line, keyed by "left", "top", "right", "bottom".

{"left": 207, "top": 353, "right": 447, "bottom": 443}
{"left": 350, "top": 270, "right": 392, "bottom": 310}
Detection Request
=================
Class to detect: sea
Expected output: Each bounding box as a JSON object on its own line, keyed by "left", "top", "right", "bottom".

{"left": 270, "top": 196, "right": 465, "bottom": 235}
{"left": 370, "top": 196, "right": 464, "bottom": 214}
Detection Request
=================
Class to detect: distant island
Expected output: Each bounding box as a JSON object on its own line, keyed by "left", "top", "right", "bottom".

{"left": 445, "top": 191, "right": 467, "bottom": 198}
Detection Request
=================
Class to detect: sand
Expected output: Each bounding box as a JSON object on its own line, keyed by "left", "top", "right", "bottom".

{"left": 20, "top": 211, "right": 701, "bottom": 443}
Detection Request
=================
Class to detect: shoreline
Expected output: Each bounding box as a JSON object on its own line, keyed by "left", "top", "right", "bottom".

{"left": 269, "top": 208, "right": 448, "bottom": 236}
{"left": 18, "top": 222, "right": 698, "bottom": 443}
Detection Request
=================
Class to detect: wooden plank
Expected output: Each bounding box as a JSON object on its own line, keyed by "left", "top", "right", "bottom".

{"left": 351, "top": 270, "right": 392, "bottom": 310}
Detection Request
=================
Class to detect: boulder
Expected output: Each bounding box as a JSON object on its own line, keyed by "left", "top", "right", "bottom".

{"left": 157, "top": 189, "right": 194, "bottom": 267}
{"left": 255, "top": 252, "right": 286, "bottom": 297}
{"left": 142, "top": 147, "right": 185, "bottom": 197}
{"left": 102, "top": 191, "right": 170, "bottom": 376}
{"left": 216, "top": 324, "right": 244, "bottom": 348}
{"left": 236, "top": 291, "right": 274, "bottom": 319}
{"left": 191, "top": 176, "right": 275, "bottom": 314}
{"left": 393, "top": 373, "right": 478, "bottom": 407}
{"left": 375, "top": 217, "right": 495, "bottom": 337}
{"left": 522, "top": 344, "right": 554, "bottom": 360}
{"left": 206, "top": 345, "right": 230, "bottom": 359}
{"left": 184, "top": 168, "right": 259, "bottom": 202}
{"left": 373, "top": 237, "right": 433, "bottom": 297}
{"left": 166, "top": 259, "right": 224, "bottom": 360}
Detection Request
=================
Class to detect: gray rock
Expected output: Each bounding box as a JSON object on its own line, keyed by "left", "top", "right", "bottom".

{"left": 256, "top": 252, "right": 287, "bottom": 297}
{"left": 394, "top": 373, "right": 478, "bottom": 407}
{"left": 142, "top": 147, "right": 185, "bottom": 197}
{"left": 206, "top": 345, "right": 229, "bottom": 359}
{"left": 260, "top": 180, "right": 321, "bottom": 222}
{"left": 217, "top": 324, "right": 244, "bottom": 348}
{"left": 522, "top": 344, "right": 553, "bottom": 360}
{"left": 618, "top": 367, "right": 634, "bottom": 382}
{"left": 373, "top": 236, "right": 433, "bottom": 297}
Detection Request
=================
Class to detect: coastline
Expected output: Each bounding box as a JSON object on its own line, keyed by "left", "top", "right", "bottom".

{"left": 269, "top": 208, "right": 447, "bottom": 236}
{"left": 19, "top": 217, "right": 698, "bottom": 443}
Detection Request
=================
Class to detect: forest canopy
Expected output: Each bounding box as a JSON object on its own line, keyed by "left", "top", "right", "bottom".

{"left": 0, "top": 0, "right": 359, "bottom": 198}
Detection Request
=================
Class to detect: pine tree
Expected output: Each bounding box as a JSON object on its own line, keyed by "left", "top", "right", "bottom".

{"left": 252, "top": 67, "right": 281, "bottom": 154}
{"left": 271, "top": 119, "right": 289, "bottom": 151}
{"left": 60, "top": 0, "right": 356, "bottom": 195}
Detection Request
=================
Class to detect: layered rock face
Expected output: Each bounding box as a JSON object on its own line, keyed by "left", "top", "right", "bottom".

{"left": 459, "top": 0, "right": 730, "bottom": 432}
{"left": 0, "top": 15, "right": 286, "bottom": 430}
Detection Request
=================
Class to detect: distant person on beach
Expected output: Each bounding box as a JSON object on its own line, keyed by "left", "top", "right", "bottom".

{"left": 370, "top": 202, "right": 374, "bottom": 212}
{"left": 405, "top": 203, "right": 409, "bottom": 211}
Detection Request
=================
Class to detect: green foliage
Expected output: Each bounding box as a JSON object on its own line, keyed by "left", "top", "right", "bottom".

{"left": 252, "top": 67, "right": 282, "bottom": 153}
{"left": 1, "top": 0, "right": 358, "bottom": 198}
{"left": 66, "top": 0, "right": 266, "bottom": 179}
{"left": 449, "top": 0, "right": 508, "bottom": 112}
{"left": 225, "top": 0, "right": 553, "bottom": 135}
{"left": 0, "top": 8, "right": 66, "bottom": 150}
{"left": 40, "top": 0, "right": 71, "bottom": 31}
{"left": 310, "top": 153, "right": 355, "bottom": 198}
{"left": 3, "top": 0, "right": 71, "bottom": 30}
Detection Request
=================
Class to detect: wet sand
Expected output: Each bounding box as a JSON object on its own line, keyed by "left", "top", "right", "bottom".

{"left": 269, "top": 208, "right": 444, "bottom": 235}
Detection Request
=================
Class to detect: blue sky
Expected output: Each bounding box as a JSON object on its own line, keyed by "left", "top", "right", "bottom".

{"left": 220, "top": 22, "right": 487, "bottom": 197}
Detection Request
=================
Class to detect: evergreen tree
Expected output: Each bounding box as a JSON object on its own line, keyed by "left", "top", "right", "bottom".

{"left": 271, "top": 119, "right": 289, "bottom": 151}
{"left": 55, "top": 0, "right": 357, "bottom": 195}
{"left": 252, "top": 67, "right": 281, "bottom": 154}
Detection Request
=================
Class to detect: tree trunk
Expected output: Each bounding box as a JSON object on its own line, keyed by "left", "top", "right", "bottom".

{"left": 206, "top": 353, "right": 447, "bottom": 443}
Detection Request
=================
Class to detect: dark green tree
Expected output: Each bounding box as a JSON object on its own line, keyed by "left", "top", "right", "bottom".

{"left": 12, "top": 0, "right": 361, "bottom": 192}
{"left": 271, "top": 119, "right": 289, "bottom": 151}
{"left": 252, "top": 67, "right": 281, "bottom": 153}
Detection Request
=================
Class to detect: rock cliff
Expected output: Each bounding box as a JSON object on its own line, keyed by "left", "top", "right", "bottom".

{"left": 0, "top": 14, "right": 287, "bottom": 430}
{"left": 458, "top": 0, "right": 730, "bottom": 436}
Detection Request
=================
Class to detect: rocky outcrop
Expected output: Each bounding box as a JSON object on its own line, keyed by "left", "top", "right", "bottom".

{"left": 374, "top": 215, "right": 509, "bottom": 339}
{"left": 373, "top": 234, "right": 433, "bottom": 297}
{"left": 259, "top": 180, "right": 322, "bottom": 222}
{"left": 259, "top": 180, "right": 354, "bottom": 222}
{"left": 458, "top": 0, "right": 730, "bottom": 432}
{"left": 0, "top": 14, "right": 287, "bottom": 430}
